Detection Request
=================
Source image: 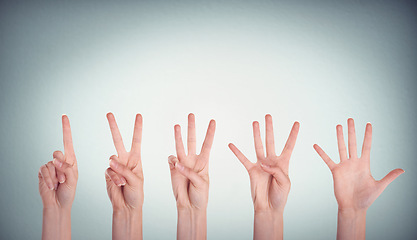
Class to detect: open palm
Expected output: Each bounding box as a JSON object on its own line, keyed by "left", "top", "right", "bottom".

{"left": 314, "top": 118, "right": 404, "bottom": 211}
{"left": 105, "top": 113, "right": 144, "bottom": 210}
{"left": 229, "top": 115, "right": 300, "bottom": 212}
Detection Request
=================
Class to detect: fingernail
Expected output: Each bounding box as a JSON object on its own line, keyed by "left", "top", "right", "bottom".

{"left": 121, "top": 177, "right": 127, "bottom": 185}
{"left": 260, "top": 163, "right": 270, "bottom": 168}
{"left": 59, "top": 177, "right": 65, "bottom": 183}
{"left": 53, "top": 158, "right": 63, "bottom": 168}
{"left": 49, "top": 185, "right": 54, "bottom": 190}
{"left": 109, "top": 159, "right": 118, "bottom": 169}
{"left": 176, "top": 162, "right": 184, "bottom": 171}
{"left": 54, "top": 183, "right": 58, "bottom": 190}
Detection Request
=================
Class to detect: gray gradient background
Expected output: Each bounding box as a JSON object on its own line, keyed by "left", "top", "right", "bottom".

{"left": 0, "top": 0, "right": 416, "bottom": 239}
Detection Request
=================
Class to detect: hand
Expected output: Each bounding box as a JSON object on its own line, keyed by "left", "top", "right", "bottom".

{"left": 105, "top": 113, "right": 143, "bottom": 240}
{"left": 313, "top": 118, "right": 404, "bottom": 240}
{"left": 229, "top": 115, "right": 300, "bottom": 213}
{"left": 39, "top": 115, "right": 78, "bottom": 209}
{"left": 168, "top": 113, "right": 215, "bottom": 240}
{"left": 38, "top": 115, "right": 77, "bottom": 240}
{"left": 229, "top": 114, "right": 299, "bottom": 240}
{"left": 313, "top": 118, "right": 404, "bottom": 212}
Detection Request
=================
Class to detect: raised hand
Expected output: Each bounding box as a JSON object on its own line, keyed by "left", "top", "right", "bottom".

{"left": 313, "top": 118, "right": 404, "bottom": 240}
{"left": 229, "top": 114, "right": 300, "bottom": 240}
{"left": 105, "top": 113, "right": 143, "bottom": 240}
{"left": 38, "top": 115, "right": 77, "bottom": 240}
{"left": 168, "top": 113, "right": 216, "bottom": 240}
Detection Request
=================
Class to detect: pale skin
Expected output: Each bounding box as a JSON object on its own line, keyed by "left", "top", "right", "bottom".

{"left": 229, "top": 114, "right": 300, "bottom": 240}
{"left": 314, "top": 118, "right": 404, "bottom": 240}
{"left": 168, "top": 113, "right": 216, "bottom": 240}
{"left": 38, "top": 115, "right": 78, "bottom": 240}
{"left": 105, "top": 113, "right": 144, "bottom": 240}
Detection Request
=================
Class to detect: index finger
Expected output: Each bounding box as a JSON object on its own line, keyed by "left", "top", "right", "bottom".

{"left": 62, "top": 115, "right": 76, "bottom": 165}
{"left": 106, "top": 112, "right": 126, "bottom": 155}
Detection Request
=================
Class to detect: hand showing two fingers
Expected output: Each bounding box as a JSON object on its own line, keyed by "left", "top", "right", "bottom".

{"left": 105, "top": 113, "right": 144, "bottom": 211}
{"left": 38, "top": 115, "right": 78, "bottom": 210}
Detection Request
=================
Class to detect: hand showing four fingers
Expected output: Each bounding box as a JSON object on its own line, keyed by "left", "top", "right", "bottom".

{"left": 229, "top": 115, "right": 300, "bottom": 213}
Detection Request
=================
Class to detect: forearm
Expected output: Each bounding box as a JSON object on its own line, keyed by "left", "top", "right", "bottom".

{"left": 177, "top": 208, "right": 207, "bottom": 240}
{"left": 254, "top": 210, "right": 283, "bottom": 240}
{"left": 112, "top": 209, "right": 143, "bottom": 240}
{"left": 42, "top": 207, "right": 71, "bottom": 240}
{"left": 337, "top": 209, "right": 366, "bottom": 240}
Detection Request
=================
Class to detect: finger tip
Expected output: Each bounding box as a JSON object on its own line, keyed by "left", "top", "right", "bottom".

{"left": 265, "top": 114, "right": 272, "bottom": 119}
{"left": 106, "top": 112, "right": 114, "bottom": 120}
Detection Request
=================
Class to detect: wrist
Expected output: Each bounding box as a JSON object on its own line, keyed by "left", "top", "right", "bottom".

{"left": 112, "top": 208, "right": 143, "bottom": 240}
{"left": 254, "top": 210, "right": 284, "bottom": 240}
{"left": 177, "top": 207, "right": 207, "bottom": 240}
{"left": 42, "top": 207, "right": 71, "bottom": 240}
{"left": 338, "top": 208, "right": 367, "bottom": 218}
{"left": 337, "top": 208, "right": 367, "bottom": 240}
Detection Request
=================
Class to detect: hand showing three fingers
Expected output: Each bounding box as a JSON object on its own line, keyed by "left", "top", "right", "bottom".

{"left": 229, "top": 114, "right": 300, "bottom": 240}
{"left": 38, "top": 115, "right": 77, "bottom": 240}
{"left": 314, "top": 118, "right": 404, "bottom": 240}
{"left": 105, "top": 113, "right": 144, "bottom": 240}
{"left": 168, "top": 113, "right": 216, "bottom": 240}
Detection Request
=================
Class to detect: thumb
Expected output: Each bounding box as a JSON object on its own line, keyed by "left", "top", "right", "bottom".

{"left": 109, "top": 155, "right": 141, "bottom": 188}
{"left": 53, "top": 158, "right": 76, "bottom": 187}
{"left": 175, "top": 162, "right": 205, "bottom": 187}
{"left": 379, "top": 168, "right": 405, "bottom": 190}
{"left": 260, "top": 163, "right": 289, "bottom": 183}
{"left": 168, "top": 155, "right": 179, "bottom": 170}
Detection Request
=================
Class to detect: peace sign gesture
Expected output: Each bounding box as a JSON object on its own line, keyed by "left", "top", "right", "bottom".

{"left": 105, "top": 113, "right": 144, "bottom": 211}
{"left": 38, "top": 114, "right": 78, "bottom": 210}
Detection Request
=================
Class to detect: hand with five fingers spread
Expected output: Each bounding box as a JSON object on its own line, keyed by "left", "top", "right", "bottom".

{"left": 105, "top": 113, "right": 144, "bottom": 240}
{"left": 229, "top": 114, "right": 300, "bottom": 240}
{"left": 38, "top": 115, "right": 78, "bottom": 240}
{"left": 168, "top": 113, "right": 216, "bottom": 240}
{"left": 314, "top": 118, "right": 404, "bottom": 240}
